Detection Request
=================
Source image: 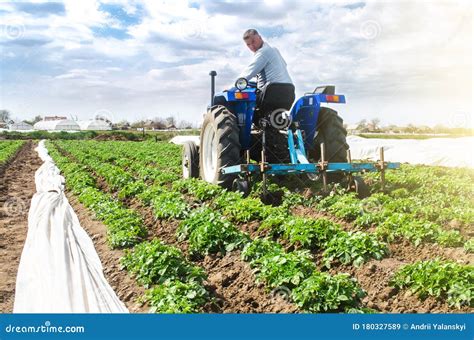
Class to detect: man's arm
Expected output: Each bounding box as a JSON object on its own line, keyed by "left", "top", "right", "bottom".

{"left": 239, "top": 50, "right": 269, "bottom": 81}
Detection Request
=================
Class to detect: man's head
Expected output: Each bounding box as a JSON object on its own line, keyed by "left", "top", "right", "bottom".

{"left": 243, "top": 29, "right": 263, "bottom": 53}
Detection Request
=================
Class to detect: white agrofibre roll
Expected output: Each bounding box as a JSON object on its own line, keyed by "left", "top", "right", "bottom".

{"left": 14, "top": 141, "right": 128, "bottom": 313}
{"left": 347, "top": 136, "right": 474, "bottom": 168}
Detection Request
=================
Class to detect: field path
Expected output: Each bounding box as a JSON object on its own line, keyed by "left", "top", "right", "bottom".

{"left": 0, "top": 142, "right": 42, "bottom": 312}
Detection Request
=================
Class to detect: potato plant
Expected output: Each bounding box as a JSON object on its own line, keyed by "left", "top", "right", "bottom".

{"left": 46, "top": 139, "right": 473, "bottom": 313}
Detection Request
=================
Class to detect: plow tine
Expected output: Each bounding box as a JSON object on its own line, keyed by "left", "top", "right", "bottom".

{"left": 380, "top": 147, "right": 385, "bottom": 191}
{"left": 320, "top": 142, "right": 328, "bottom": 192}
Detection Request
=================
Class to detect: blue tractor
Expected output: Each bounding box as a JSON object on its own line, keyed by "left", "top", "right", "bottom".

{"left": 182, "top": 71, "right": 399, "bottom": 199}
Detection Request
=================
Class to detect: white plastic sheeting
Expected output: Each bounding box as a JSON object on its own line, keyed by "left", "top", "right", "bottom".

{"left": 171, "top": 135, "right": 473, "bottom": 168}
{"left": 347, "top": 136, "right": 474, "bottom": 168}
{"left": 14, "top": 141, "right": 128, "bottom": 313}
{"left": 169, "top": 135, "right": 200, "bottom": 145}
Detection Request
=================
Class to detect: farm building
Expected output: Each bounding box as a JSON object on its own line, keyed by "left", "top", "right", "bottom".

{"left": 34, "top": 119, "right": 80, "bottom": 131}
{"left": 77, "top": 119, "right": 112, "bottom": 131}
{"left": 9, "top": 121, "right": 33, "bottom": 131}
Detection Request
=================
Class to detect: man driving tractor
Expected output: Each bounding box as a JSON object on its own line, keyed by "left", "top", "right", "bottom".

{"left": 239, "top": 29, "right": 293, "bottom": 90}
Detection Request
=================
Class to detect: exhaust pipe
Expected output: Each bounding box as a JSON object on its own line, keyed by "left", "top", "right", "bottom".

{"left": 209, "top": 70, "right": 217, "bottom": 106}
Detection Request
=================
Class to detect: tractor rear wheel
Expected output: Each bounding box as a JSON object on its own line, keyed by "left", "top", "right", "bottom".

{"left": 182, "top": 142, "right": 199, "bottom": 179}
{"left": 199, "top": 105, "right": 241, "bottom": 189}
{"left": 310, "top": 107, "right": 349, "bottom": 181}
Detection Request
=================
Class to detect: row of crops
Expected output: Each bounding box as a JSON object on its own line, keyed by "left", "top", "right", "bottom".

{"left": 44, "top": 140, "right": 473, "bottom": 312}
{"left": 318, "top": 166, "right": 473, "bottom": 250}
{"left": 0, "top": 140, "right": 25, "bottom": 166}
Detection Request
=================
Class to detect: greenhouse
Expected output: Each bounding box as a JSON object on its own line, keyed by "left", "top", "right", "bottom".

{"left": 33, "top": 119, "right": 80, "bottom": 131}
{"left": 77, "top": 119, "right": 112, "bottom": 131}
{"left": 9, "top": 121, "right": 33, "bottom": 131}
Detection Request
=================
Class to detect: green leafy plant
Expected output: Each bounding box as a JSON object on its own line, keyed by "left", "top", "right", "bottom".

{"left": 322, "top": 231, "right": 388, "bottom": 267}
{"left": 173, "top": 178, "right": 223, "bottom": 201}
{"left": 0, "top": 141, "right": 24, "bottom": 165}
{"left": 241, "top": 238, "right": 284, "bottom": 264}
{"left": 464, "top": 239, "right": 474, "bottom": 253}
{"left": 145, "top": 280, "right": 209, "bottom": 313}
{"left": 391, "top": 259, "right": 474, "bottom": 308}
{"left": 253, "top": 250, "right": 316, "bottom": 289}
{"left": 152, "top": 191, "right": 190, "bottom": 219}
{"left": 220, "top": 197, "right": 269, "bottom": 223}
{"left": 283, "top": 217, "right": 342, "bottom": 249}
{"left": 121, "top": 239, "right": 206, "bottom": 287}
{"left": 292, "top": 272, "right": 366, "bottom": 312}
{"left": 436, "top": 230, "right": 464, "bottom": 247}
{"left": 79, "top": 187, "right": 147, "bottom": 248}
{"left": 177, "top": 208, "right": 249, "bottom": 256}
{"left": 258, "top": 207, "right": 290, "bottom": 236}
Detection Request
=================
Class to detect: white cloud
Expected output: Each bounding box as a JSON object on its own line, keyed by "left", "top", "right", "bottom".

{"left": 0, "top": 0, "right": 471, "bottom": 127}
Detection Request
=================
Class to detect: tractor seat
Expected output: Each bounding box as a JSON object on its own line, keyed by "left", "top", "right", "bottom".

{"left": 257, "top": 82, "right": 295, "bottom": 113}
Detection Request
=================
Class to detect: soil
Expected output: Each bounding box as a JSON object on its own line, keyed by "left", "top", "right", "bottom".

{"left": 128, "top": 198, "right": 298, "bottom": 313}
{"left": 0, "top": 142, "right": 43, "bottom": 312}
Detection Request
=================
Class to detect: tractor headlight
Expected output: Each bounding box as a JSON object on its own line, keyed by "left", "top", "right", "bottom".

{"left": 235, "top": 78, "right": 248, "bottom": 91}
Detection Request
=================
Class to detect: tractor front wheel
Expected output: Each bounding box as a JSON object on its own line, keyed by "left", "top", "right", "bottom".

{"left": 182, "top": 141, "right": 199, "bottom": 179}
{"left": 199, "top": 106, "right": 241, "bottom": 189}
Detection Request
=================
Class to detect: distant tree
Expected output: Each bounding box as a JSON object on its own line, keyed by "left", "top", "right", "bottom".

{"left": 404, "top": 124, "right": 417, "bottom": 133}
{"left": 433, "top": 124, "right": 449, "bottom": 134}
{"left": 417, "top": 125, "right": 433, "bottom": 134}
{"left": 131, "top": 120, "right": 146, "bottom": 129}
{"left": 114, "top": 120, "right": 130, "bottom": 130}
{"left": 384, "top": 124, "right": 399, "bottom": 133}
{"left": 0, "top": 109, "right": 11, "bottom": 122}
{"left": 370, "top": 118, "right": 381, "bottom": 131}
{"left": 165, "top": 116, "right": 176, "bottom": 128}
{"left": 178, "top": 120, "right": 193, "bottom": 129}
{"left": 25, "top": 115, "right": 42, "bottom": 125}
{"left": 356, "top": 119, "right": 368, "bottom": 132}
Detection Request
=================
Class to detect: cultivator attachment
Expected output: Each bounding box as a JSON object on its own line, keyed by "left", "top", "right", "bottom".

{"left": 221, "top": 125, "right": 400, "bottom": 201}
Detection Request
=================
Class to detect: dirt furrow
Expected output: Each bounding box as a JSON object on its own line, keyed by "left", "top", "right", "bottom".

{"left": 0, "top": 142, "right": 42, "bottom": 313}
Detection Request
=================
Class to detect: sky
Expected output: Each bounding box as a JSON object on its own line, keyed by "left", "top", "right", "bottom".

{"left": 0, "top": 0, "right": 472, "bottom": 128}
